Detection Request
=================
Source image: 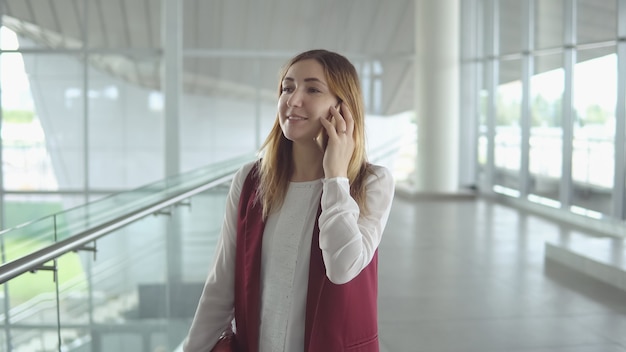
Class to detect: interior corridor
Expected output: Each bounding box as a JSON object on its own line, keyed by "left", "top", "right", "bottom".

{"left": 377, "top": 194, "right": 626, "bottom": 352}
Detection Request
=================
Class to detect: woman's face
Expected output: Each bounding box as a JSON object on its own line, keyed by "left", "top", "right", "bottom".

{"left": 278, "top": 59, "right": 340, "bottom": 144}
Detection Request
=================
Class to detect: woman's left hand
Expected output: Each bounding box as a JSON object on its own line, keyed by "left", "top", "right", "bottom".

{"left": 320, "top": 102, "right": 355, "bottom": 178}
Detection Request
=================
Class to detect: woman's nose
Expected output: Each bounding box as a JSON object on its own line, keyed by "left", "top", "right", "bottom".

{"left": 287, "top": 90, "right": 303, "bottom": 107}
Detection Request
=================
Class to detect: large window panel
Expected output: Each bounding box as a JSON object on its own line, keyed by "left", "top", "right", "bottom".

{"left": 529, "top": 54, "right": 564, "bottom": 202}
{"left": 495, "top": 59, "right": 523, "bottom": 191}
{"left": 477, "top": 66, "right": 489, "bottom": 187}
{"left": 571, "top": 49, "right": 617, "bottom": 216}
{"left": 1, "top": 29, "right": 71, "bottom": 193}
{"left": 476, "top": 0, "right": 492, "bottom": 188}
{"left": 1, "top": 54, "right": 54, "bottom": 194}
{"left": 464, "top": 0, "right": 626, "bottom": 225}
{"left": 10, "top": 51, "right": 86, "bottom": 192}
{"left": 180, "top": 57, "right": 280, "bottom": 172}
{"left": 87, "top": 60, "right": 164, "bottom": 191}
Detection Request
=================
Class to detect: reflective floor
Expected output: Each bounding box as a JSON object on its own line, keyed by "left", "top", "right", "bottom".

{"left": 378, "top": 194, "right": 626, "bottom": 352}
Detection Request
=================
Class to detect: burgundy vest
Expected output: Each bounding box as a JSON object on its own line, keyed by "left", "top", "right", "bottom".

{"left": 233, "top": 164, "right": 379, "bottom": 352}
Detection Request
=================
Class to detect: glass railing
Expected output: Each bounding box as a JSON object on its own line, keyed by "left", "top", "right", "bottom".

{"left": 0, "top": 153, "right": 256, "bottom": 352}
{"left": 0, "top": 131, "right": 409, "bottom": 352}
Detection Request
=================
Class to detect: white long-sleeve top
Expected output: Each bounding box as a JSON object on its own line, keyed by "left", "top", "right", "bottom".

{"left": 183, "top": 161, "right": 394, "bottom": 352}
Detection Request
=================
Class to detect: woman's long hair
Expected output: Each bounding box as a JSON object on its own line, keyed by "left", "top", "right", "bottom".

{"left": 257, "top": 49, "right": 372, "bottom": 219}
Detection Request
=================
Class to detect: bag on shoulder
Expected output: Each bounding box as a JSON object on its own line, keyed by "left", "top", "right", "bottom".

{"left": 211, "top": 331, "right": 236, "bottom": 352}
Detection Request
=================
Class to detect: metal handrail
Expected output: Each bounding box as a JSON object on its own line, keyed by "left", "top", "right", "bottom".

{"left": 0, "top": 138, "right": 407, "bottom": 285}
{"left": 0, "top": 155, "right": 255, "bottom": 284}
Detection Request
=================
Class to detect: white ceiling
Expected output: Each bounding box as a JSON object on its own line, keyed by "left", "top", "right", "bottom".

{"left": 1, "top": 0, "right": 618, "bottom": 116}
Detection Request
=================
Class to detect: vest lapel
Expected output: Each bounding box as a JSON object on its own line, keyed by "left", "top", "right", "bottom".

{"left": 304, "top": 205, "right": 324, "bottom": 351}
{"left": 234, "top": 165, "right": 263, "bottom": 352}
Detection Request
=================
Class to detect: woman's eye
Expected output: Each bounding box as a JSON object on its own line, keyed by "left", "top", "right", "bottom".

{"left": 308, "top": 87, "right": 321, "bottom": 93}
{"left": 282, "top": 87, "right": 294, "bottom": 93}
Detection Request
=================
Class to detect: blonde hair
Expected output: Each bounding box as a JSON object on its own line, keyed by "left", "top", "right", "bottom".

{"left": 257, "top": 49, "right": 372, "bottom": 219}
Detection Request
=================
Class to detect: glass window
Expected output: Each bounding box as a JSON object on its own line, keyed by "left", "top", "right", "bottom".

{"left": 87, "top": 61, "right": 165, "bottom": 190}
{"left": 180, "top": 57, "right": 273, "bottom": 172}
{"left": 477, "top": 64, "right": 489, "bottom": 186}
{"left": 2, "top": 48, "right": 86, "bottom": 192}
{"left": 529, "top": 54, "right": 564, "bottom": 203}
{"left": 466, "top": 0, "right": 626, "bottom": 223}
{"left": 0, "top": 0, "right": 164, "bottom": 226}
{"left": 1, "top": 46, "right": 58, "bottom": 192}
{"left": 571, "top": 48, "right": 616, "bottom": 216}
{"left": 494, "top": 59, "right": 523, "bottom": 191}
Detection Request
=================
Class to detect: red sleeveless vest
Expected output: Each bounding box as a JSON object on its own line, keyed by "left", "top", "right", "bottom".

{"left": 233, "top": 164, "right": 379, "bottom": 352}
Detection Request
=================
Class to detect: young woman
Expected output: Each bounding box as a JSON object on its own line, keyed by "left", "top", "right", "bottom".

{"left": 183, "top": 49, "right": 395, "bottom": 352}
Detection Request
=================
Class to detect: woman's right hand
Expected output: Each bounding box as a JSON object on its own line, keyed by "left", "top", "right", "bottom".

{"left": 319, "top": 102, "right": 355, "bottom": 179}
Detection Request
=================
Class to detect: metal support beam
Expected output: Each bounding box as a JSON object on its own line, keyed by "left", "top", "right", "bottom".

{"left": 162, "top": 0, "right": 181, "bottom": 178}
{"left": 485, "top": 0, "right": 499, "bottom": 192}
{"left": 560, "top": 0, "right": 576, "bottom": 209}
{"left": 614, "top": 0, "right": 626, "bottom": 219}
{"left": 519, "top": 0, "right": 535, "bottom": 198}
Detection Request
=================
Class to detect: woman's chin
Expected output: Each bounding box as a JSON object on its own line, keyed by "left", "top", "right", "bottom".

{"left": 283, "top": 133, "right": 320, "bottom": 146}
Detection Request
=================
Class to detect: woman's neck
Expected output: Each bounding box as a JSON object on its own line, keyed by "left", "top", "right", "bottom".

{"left": 291, "top": 142, "right": 324, "bottom": 182}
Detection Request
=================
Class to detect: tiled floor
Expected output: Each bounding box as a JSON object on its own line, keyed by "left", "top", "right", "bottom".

{"left": 377, "top": 194, "right": 626, "bottom": 352}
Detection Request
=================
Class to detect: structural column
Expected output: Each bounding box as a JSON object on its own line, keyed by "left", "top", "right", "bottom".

{"left": 162, "top": 4, "right": 184, "bottom": 347}
{"left": 414, "top": 0, "right": 460, "bottom": 192}
{"left": 163, "top": 0, "right": 181, "bottom": 178}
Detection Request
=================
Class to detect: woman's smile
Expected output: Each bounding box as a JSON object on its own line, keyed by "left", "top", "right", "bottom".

{"left": 287, "top": 115, "right": 308, "bottom": 121}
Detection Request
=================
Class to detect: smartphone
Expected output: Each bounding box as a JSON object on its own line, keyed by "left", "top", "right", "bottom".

{"left": 328, "top": 100, "right": 341, "bottom": 120}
